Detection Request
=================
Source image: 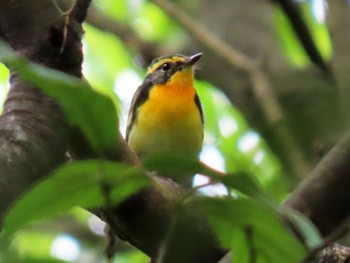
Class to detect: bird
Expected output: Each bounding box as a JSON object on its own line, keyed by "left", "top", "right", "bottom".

{"left": 126, "top": 53, "right": 204, "bottom": 187}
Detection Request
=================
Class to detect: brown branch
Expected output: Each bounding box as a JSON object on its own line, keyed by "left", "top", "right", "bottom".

{"left": 0, "top": 0, "right": 85, "bottom": 222}
{"left": 285, "top": 132, "right": 350, "bottom": 236}
{"left": 69, "top": 0, "right": 92, "bottom": 24}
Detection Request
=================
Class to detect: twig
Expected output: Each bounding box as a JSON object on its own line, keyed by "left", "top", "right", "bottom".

{"left": 86, "top": 4, "right": 157, "bottom": 63}
{"left": 58, "top": 0, "right": 157, "bottom": 64}
{"left": 55, "top": 0, "right": 92, "bottom": 54}
{"left": 59, "top": 14, "right": 70, "bottom": 54}
{"left": 150, "top": 0, "right": 254, "bottom": 71}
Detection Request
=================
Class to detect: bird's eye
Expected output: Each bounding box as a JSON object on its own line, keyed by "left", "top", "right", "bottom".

{"left": 161, "top": 63, "right": 170, "bottom": 71}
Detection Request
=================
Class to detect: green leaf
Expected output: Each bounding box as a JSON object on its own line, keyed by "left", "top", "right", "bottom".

{"left": 134, "top": 2, "right": 179, "bottom": 41}
{"left": 2, "top": 160, "right": 149, "bottom": 237}
{"left": 219, "top": 173, "right": 266, "bottom": 200}
{"left": 142, "top": 151, "right": 203, "bottom": 176}
{"left": 300, "top": 2, "right": 331, "bottom": 61}
{"left": 0, "top": 41, "right": 119, "bottom": 153}
{"left": 274, "top": 7, "right": 309, "bottom": 67}
{"left": 143, "top": 152, "right": 269, "bottom": 201}
{"left": 280, "top": 208, "right": 322, "bottom": 249}
{"left": 273, "top": 2, "right": 331, "bottom": 68}
{"left": 19, "top": 64, "right": 118, "bottom": 153}
{"left": 0, "top": 230, "right": 56, "bottom": 261}
{"left": 199, "top": 198, "right": 306, "bottom": 263}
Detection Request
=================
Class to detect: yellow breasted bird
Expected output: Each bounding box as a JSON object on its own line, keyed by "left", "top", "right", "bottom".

{"left": 126, "top": 53, "right": 204, "bottom": 187}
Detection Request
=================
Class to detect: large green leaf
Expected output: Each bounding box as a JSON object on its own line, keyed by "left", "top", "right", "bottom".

{"left": 142, "top": 151, "right": 203, "bottom": 177}
{"left": 199, "top": 198, "right": 306, "bottom": 263}
{"left": 142, "top": 151, "right": 269, "bottom": 202}
{"left": 0, "top": 41, "right": 119, "bottom": 153}
{"left": 18, "top": 64, "right": 119, "bottom": 153}
{"left": 2, "top": 160, "right": 148, "bottom": 237}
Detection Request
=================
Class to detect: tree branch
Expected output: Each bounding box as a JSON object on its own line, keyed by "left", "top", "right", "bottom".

{"left": 285, "top": 132, "right": 350, "bottom": 236}
{"left": 69, "top": 0, "right": 92, "bottom": 24}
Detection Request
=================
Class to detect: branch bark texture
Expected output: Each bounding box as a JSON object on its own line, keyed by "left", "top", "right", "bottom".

{"left": 285, "top": 132, "right": 350, "bottom": 236}
{"left": 0, "top": 0, "right": 82, "bottom": 223}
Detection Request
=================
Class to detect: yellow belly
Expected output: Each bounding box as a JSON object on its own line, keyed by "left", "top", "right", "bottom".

{"left": 128, "top": 85, "right": 203, "bottom": 157}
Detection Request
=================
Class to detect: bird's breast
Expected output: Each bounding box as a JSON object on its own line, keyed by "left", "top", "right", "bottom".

{"left": 128, "top": 84, "right": 203, "bottom": 156}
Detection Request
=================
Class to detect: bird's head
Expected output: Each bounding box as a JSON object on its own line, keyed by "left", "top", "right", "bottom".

{"left": 145, "top": 53, "right": 202, "bottom": 88}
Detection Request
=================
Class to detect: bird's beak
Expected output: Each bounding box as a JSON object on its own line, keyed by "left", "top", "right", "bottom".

{"left": 184, "top": 53, "right": 203, "bottom": 67}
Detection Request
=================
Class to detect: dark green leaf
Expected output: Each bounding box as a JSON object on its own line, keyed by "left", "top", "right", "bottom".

{"left": 142, "top": 151, "right": 203, "bottom": 176}
{"left": 143, "top": 152, "right": 270, "bottom": 202}
{"left": 2, "top": 160, "right": 148, "bottom": 237}
{"left": 199, "top": 198, "right": 306, "bottom": 263}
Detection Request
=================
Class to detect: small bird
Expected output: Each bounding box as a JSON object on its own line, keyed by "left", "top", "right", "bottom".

{"left": 126, "top": 53, "right": 204, "bottom": 187}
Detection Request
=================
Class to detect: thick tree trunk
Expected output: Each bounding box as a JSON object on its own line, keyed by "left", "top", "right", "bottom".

{"left": 0, "top": 0, "right": 78, "bottom": 222}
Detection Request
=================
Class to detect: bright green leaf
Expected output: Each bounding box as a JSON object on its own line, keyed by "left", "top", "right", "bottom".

{"left": 0, "top": 41, "right": 119, "bottom": 153}
{"left": 274, "top": 7, "right": 309, "bottom": 67}
{"left": 274, "top": 2, "right": 331, "bottom": 68}
{"left": 300, "top": 2, "right": 331, "bottom": 61}
{"left": 2, "top": 160, "right": 148, "bottom": 237}
{"left": 115, "top": 249, "right": 150, "bottom": 263}
{"left": 133, "top": 2, "right": 179, "bottom": 41}
{"left": 18, "top": 64, "right": 119, "bottom": 153}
